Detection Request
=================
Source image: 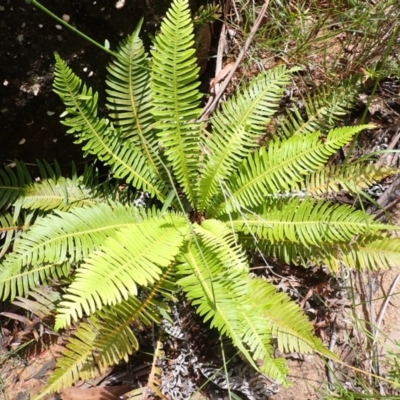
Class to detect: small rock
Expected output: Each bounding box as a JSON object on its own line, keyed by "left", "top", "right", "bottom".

{"left": 3, "top": 80, "right": 8, "bottom": 86}
{"left": 55, "top": 24, "right": 62, "bottom": 30}
{"left": 47, "top": 111, "right": 55, "bottom": 116}
{"left": 0, "top": 6, "right": 5, "bottom": 11}
{"left": 19, "top": 138, "right": 26, "bottom": 145}
{"left": 62, "top": 14, "right": 70, "bottom": 22}
{"left": 115, "top": 0, "right": 126, "bottom": 9}
{"left": 31, "top": 84, "right": 40, "bottom": 96}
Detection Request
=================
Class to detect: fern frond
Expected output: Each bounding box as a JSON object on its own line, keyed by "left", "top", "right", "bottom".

{"left": 53, "top": 53, "right": 167, "bottom": 201}
{"left": 20, "top": 160, "right": 100, "bottom": 212}
{"left": 236, "top": 276, "right": 337, "bottom": 383}
{"left": 32, "top": 321, "right": 99, "bottom": 399}
{"left": 222, "top": 197, "right": 397, "bottom": 247}
{"left": 35, "top": 271, "right": 175, "bottom": 400}
{"left": 198, "top": 66, "right": 292, "bottom": 210}
{"left": 55, "top": 215, "right": 188, "bottom": 329}
{"left": 106, "top": 19, "right": 151, "bottom": 140}
{"left": 0, "top": 161, "right": 110, "bottom": 217}
{"left": 303, "top": 163, "right": 399, "bottom": 197}
{"left": 18, "top": 177, "right": 97, "bottom": 212}
{"left": 275, "top": 78, "right": 360, "bottom": 138}
{"left": 0, "top": 212, "right": 22, "bottom": 258}
{"left": 146, "top": 340, "right": 165, "bottom": 399}
{"left": 177, "top": 241, "right": 257, "bottom": 369}
{"left": 339, "top": 234, "right": 400, "bottom": 271}
{"left": 177, "top": 239, "right": 333, "bottom": 383}
{"left": 245, "top": 277, "right": 335, "bottom": 358}
{"left": 193, "top": 219, "right": 248, "bottom": 273}
{"left": 210, "top": 125, "right": 373, "bottom": 216}
{"left": 12, "top": 286, "right": 60, "bottom": 319}
{"left": 150, "top": 0, "right": 203, "bottom": 204}
{"left": 239, "top": 300, "right": 289, "bottom": 385}
{"left": 0, "top": 262, "right": 70, "bottom": 301}
{"left": 91, "top": 267, "right": 176, "bottom": 370}
{"left": 246, "top": 233, "right": 400, "bottom": 272}
{"left": 0, "top": 210, "right": 35, "bottom": 258}
{"left": 106, "top": 20, "right": 164, "bottom": 178}
{"left": 0, "top": 162, "right": 31, "bottom": 211}
{"left": 0, "top": 203, "right": 144, "bottom": 300}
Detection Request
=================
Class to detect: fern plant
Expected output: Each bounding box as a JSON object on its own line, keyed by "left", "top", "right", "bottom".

{"left": 1, "top": 0, "right": 400, "bottom": 397}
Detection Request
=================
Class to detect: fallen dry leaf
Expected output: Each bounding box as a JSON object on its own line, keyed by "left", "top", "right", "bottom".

{"left": 210, "top": 62, "right": 235, "bottom": 90}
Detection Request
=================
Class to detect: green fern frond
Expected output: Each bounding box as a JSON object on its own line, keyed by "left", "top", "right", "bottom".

{"left": 193, "top": 3, "right": 222, "bottom": 25}
{"left": 193, "top": 219, "right": 248, "bottom": 273}
{"left": 245, "top": 277, "right": 335, "bottom": 358}
{"left": 0, "top": 262, "right": 70, "bottom": 303}
{"left": 247, "top": 233, "right": 400, "bottom": 272}
{"left": 32, "top": 321, "right": 99, "bottom": 399}
{"left": 339, "top": 234, "right": 400, "bottom": 270}
{"left": 18, "top": 177, "right": 96, "bottom": 212}
{"left": 338, "top": 235, "right": 400, "bottom": 271}
{"left": 210, "top": 125, "right": 373, "bottom": 215}
{"left": 34, "top": 273, "right": 175, "bottom": 400}
{"left": 150, "top": 0, "right": 203, "bottom": 204}
{"left": 106, "top": 19, "right": 151, "bottom": 140}
{"left": 239, "top": 301, "right": 289, "bottom": 385}
{"left": 275, "top": 78, "right": 360, "bottom": 138}
{"left": 177, "top": 240, "right": 258, "bottom": 370}
{"left": 106, "top": 20, "right": 164, "bottom": 178}
{"left": 0, "top": 203, "right": 144, "bottom": 300}
{"left": 91, "top": 268, "right": 176, "bottom": 371}
{"left": 0, "top": 210, "right": 35, "bottom": 259}
{"left": 223, "top": 197, "right": 397, "bottom": 247}
{"left": 303, "top": 163, "right": 399, "bottom": 197}
{"left": 177, "top": 239, "right": 334, "bottom": 383}
{"left": 0, "top": 162, "right": 32, "bottom": 211}
{"left": 55, "top": 215, "right": 188, "bottom": 329}
{"left": 237, "top": 276, "right": 338, "bottom": 384}
{"left": 198, "top": 66, "right": 292, "bottom": 210}
{"left": 0, "top": 161, "right": 105, "bottom": 223}
{"left": 0, "top": 212, "right": 22, "bottom": 258}
{"left": 53, "top": 53, "right": 167, "bottom": 201}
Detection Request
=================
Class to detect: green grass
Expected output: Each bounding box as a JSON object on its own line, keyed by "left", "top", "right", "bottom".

{"left": 227, "top": 0, "right": 400, "bottom": 81}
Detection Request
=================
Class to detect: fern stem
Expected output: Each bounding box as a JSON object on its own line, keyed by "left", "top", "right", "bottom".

{"left": 31, "top": 0, "right": 122, "bottom": 61}
{"left": 155, "top": 151, "right": 218, "bottom": 308}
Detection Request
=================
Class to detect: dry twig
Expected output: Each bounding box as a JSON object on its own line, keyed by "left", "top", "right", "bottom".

{"left": 200, "top": 0, "right": 270, "bottom": 121}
